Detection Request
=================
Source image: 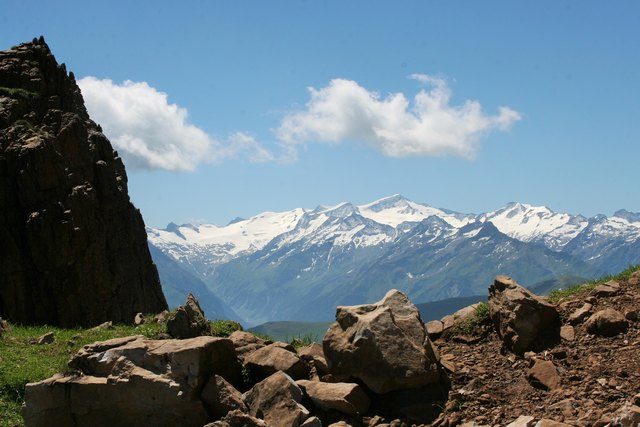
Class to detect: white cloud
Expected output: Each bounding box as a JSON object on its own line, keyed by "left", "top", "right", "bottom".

{"left": 276, "top": 75, "right": 521, "bottom": 160}
{"left": 78, "top": 77, "right": 272, "bottom": 171}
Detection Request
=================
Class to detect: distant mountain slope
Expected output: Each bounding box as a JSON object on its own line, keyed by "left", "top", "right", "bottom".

{"left": 148, "top": 195, "right": 640, "bottom": 325}
{"left": 147, "top": 244, "right": 244, "bottom": 323}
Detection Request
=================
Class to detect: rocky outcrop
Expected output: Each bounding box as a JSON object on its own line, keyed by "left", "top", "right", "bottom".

{"left": 243, "top": 371, "right": 310, "bottom": 427}
{"left": 323, "top": 289, "right": 446, "bottom": 395}
{"left": 167, "top": 293, "right": 211, "bottom": 339}
{"left": 23, "top": 335, "right": 242, "bottom": 426}
{"left": 488, "top": 276, "right": 560, "bottom": 353}
{"left": 0, "top": 39, "right": 167, "bottom": 327}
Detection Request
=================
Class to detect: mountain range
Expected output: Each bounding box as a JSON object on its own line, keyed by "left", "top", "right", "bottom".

{"left": 148, "top": 195, "right": 640, "bottom": 326}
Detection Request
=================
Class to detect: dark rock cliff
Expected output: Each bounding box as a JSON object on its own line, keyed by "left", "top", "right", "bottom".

{"left": 0, "top": 37, "right": 167, "bottom": 326}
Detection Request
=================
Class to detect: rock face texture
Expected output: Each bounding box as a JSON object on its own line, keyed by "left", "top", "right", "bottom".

{"left": 0, "top": 38, "right": 167, "bottom": 326}
{"left": 323, "top": 289, "right": 446, "bottom": 394}
{"left": 488, "top": 275, "right": 560, "bottom": 354}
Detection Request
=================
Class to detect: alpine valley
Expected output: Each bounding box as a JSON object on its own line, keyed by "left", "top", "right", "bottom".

{"left": 147, "top": 195, "right": 640, "bottom": 326}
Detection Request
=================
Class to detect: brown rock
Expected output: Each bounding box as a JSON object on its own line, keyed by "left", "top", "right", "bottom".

{"left": 201, "top": 374, "right": 247, "bottom": 419}
{"left": 205, "top": 409, "right": 268, "bottom": 427}
{"left": 243, "top": 371, "right": 310, "bottom": 427}
{"left": 69, "top": 335, "right": 243, "bottom": 392}
{"left": 0, "top": 41, "right": 167, "bottom": 327}
{"left": 488, "top": 276, "right": 560, "bottom": 354}
{"left": 91, "top": 321, "right": 112, "bottom": 330}
{"left": 506, "top": 415, "right": 536, "bottom": 427}
{"left": 585, "top": 308, "right": 629, "bottom": 336}
{"left": 426, "top": 320, "right": 444, "bottom": 338}
{"left": 628, "top": 270, "right": 640, "bottom": 285}
{"left": 559, "top": 325, "right": 575, "bottom": 342}
{"left": 296, "top": 379, "right": 370, "bottom": 415}
{"left": 228, "top": 330, "right": 269, "bottom": 359}
{"left": 166, "top": 293, "right": 211, "bottom": 339}
{"left": 624, "top": 309, "right": 638, "bottom": 321}
{"left": 534, "top": 420, "right": 573, "bottom": 427}
{"left": 592, "top": 280, "right": 621, "bottom": 297}
{"left": 33, "top": 331, "right": 54, "bottom": 345}
{"left": 244, "top": 343, "right": 310, "bottom": 381}
{"left": 323, "top": 289, "right": 445, "bottom": 394}
{"left": 527, "top": 359, "right": 561, "bottom": 390}
{"left": 300, "top": 416, "right": 322, "bottom": 427}
{"left": 568, "top": 303, "right": 593, "bottom": 325}
{"left": 133, "top": 312, "right": 144, "bottom": 325}
{"left": 612, "top": 404, "right": 640, "bottom": 426}
{"left": 298, "top": 343, "right": 330, "bottom": 376}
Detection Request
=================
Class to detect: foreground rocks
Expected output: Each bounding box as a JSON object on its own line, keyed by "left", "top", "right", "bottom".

{"left": 0, "top": 38, "right": 167, "bottom": 327}
{"left": 323, "top": 289, "right": 447, "bottom": 395}
{"left": 21, "top": 270, "right": 640, "bottom": 426}
{"left": 488, "top": 276, "right": 560, "bottom": 354}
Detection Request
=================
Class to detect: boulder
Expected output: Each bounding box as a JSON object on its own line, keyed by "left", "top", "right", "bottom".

{"left": 23, "top": 335, "right": 244, "bottom": 426}
{"left": 527, "top": 359, "right": 561, "bottom": 390}
{"left": 584, "top": 308, "right": 629, "bottom": 336}
{"left": 32, "top": 331, "right": 54, "bottom": 345}
{"left": 296, "top": 380, "right": 370, "bottom": 415}
{"left": 488, "top": 276, "right": 560, "bottom": 354}
{"left": 228, "top": 330, "right": 269, "bottom": 359}
{"left": 23, "top": 366, "right": 208, "bottom": 427}
{"left": 167, "top": 293, "right": 211, "bottom": 339}
{"left": 506, "top": 415, "right": 536, "bottom": 427}
{"left": 243, "top": 371, "right": 310, "bottom": 427}
{"left": 244, "top": 343, "right": 310, "bottom": 381}
{"left": 297, "top": 343, "right": 330, "bottom": 376}
{"left": 323, "top": 289, "right": 445, "bottom": 394}
{"left": 426, "top": 320, "right": 444, "bottom": 339}
{"left": 559, "top": 325, "right": 575, "bottom": 342}
{"left": 592, "top": 281, "right": 620, "bottom": 297}
{"left": 68, "top": 335, "right": 243, "bottom": 392}
{"left": 201, "top": 374, "right": 247, "bottom": 419}
{"left": 0, "top": 40, "right": 167, "bottom": 327}
{"left": 568, "top": 303, "right": 592, "bottom": 325}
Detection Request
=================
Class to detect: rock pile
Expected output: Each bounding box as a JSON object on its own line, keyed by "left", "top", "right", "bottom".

{"left": 0, "top": 38, "right": 167, "bottom": 326}
{"left": 23, "top": 290, "right": 449, "bottom": 426}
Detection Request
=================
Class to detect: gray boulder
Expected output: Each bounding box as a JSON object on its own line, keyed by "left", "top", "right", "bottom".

{"left": 323, "top": 289, "right": 446, "bottom": 394}
{"left": 488, "top": 276, "right": 560, "bottom": 354}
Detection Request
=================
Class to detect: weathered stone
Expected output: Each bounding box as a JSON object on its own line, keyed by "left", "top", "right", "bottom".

{"left": 244, "top": 343, "right": 309, "bottom": 381}
{"left": 243, "top": 371, "right": 309, "bottom": 427}
{"left": 91, "top": 321, "right": 112, "bottom": 330}
{"left": 133, "top": 312, "right": 144, "bottom": 325}
{"left": 167, "top": 293, "right": 210, "bottom": 339}
{"left": 69, "top": 335, "right": 243, "bottom": 392}
{"left": 0, "top": 41, "right": 167, "bottom": 327}
{"left": 370, "top": 386, "right": 446, "bottom": 423}
{"left": 592, "top": 281, "right": 620, "bottom": 297}
{"left": 535, "top": 420, "right": 573, "bottom": 427}
{"left": 33, "top": 331, "right": 54, "bottom": 345}
{"left": 624, "top": 309, "right": 638, "bottom": 321}
{"left": 559, "top": 325, "right": 575, "bottom": 342}
{"left": 0, "top": 317, "right": 9, "bottom": 337}
{"left": 228, "top": 330, "right": 269, "bottom": 359}
{"left": 585, "top": 308, "right": 629, "bottom": 336}
{"left": 298, "top": 343, "right": 329, "bottom": 376}
{"left": 506, "top": 415, "right": 536, "bottom": 427}
{"left": 323, "top": 289, "right": 445, "bottom": 394}
{"left": 201, "top": 374, "right": 247, "bottom": 419}
{"left": 204, "top": 409, "right": 267, "bottom": 427}
{"left": 22, "top": 369, "right": 208, "bottom": 427}
{"left": 154, "top": 310, "right": 169, "bottom": 323}
{"left": 426, "top": 320, "right": 444, "bottom": 338}
{"left": 488, "top": 276, "right": 560, "bottom": 354}
{"left": 296, "top": 379, "right": 370, "bottom": 415}
{"left": 527, "top": 359, "right": 561, "bottom": 390}
{"left": 568, "top": 303, "right": 593, "bottom": 325}
{"left": 612, "top": 404, "right": 640, "bottom": 427}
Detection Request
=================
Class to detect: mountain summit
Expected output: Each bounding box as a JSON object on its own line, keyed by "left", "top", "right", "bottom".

{"left": 148, "top": 196, "right": 639, "bottom": 325}
{"left": 0, "top": 39, "right": 167, "bottom": 326}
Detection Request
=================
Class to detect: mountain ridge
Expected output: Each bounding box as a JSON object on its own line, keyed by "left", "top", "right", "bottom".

{"left": 148, "top": 195, "right": 640, "bottom": 325}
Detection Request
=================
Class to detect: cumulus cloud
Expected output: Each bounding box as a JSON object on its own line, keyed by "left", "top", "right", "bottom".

{"left": 78, "top": 77, "right": 273, "bottom": 171}
{"left": 276, "top": 74, "right": 521, "bottom": 160}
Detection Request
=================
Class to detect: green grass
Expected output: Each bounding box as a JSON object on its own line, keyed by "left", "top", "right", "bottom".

{"left": 548, "top": 264, "right": 640, "bottom": 303}
{"left": 208, "top": 319, "right": 243, "bottom": 337}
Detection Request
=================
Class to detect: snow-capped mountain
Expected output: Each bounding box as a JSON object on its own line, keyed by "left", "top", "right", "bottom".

{"left": 147, "top": 195, "right": 640, "bottom": 325}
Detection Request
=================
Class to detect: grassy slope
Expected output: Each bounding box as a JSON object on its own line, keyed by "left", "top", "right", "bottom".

{"left": 248, "top": 321, "right": 332, "bottom": 343}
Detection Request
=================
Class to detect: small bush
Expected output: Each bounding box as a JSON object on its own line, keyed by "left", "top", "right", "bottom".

{"left": 209, "top": 319, "right": 243, "bottom": 337}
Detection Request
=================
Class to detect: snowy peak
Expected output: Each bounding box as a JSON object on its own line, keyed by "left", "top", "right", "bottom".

{"left": 481, "top": 202, "right": 588, "bottom": 250}
{"left": 358, "top": 195, "right": 471, "bottom": 228}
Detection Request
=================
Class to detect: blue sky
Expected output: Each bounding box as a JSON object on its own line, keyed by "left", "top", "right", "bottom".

{"left": 2, "top": 1, "right": 639, "bottom": 227}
